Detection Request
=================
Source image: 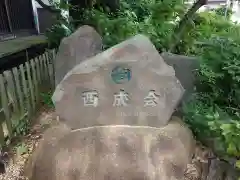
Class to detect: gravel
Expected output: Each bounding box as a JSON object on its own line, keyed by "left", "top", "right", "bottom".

{"left": 0, "top": 158, "right": 28, "bottom": 180}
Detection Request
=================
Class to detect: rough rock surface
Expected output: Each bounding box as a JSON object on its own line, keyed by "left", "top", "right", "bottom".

{"left": 26, "top": 116, "right": 195, "bottom": 180}
{"left": 52, "top": 34, "right": 184, "bottom": 130}
{"left": 24, "top": 120, "right": 71, "bottom": 180}
{"left": 161, "top": 52, "right": 199, "bottom": 103}
{"left": 55, "top": 25, "right": 102, "bottom": 86}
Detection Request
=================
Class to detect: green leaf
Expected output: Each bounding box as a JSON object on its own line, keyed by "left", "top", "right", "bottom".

{"left": 227, "top": 143, "right": 237, "bottom": 155}
{"left": 220, "top": 124, "right": 232, "bottom": 132}
{"left": 235, "top": 160, "right": 240, "bottom": 169}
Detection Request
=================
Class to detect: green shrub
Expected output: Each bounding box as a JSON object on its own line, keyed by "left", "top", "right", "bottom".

{"left": 45, "top": 0, "right": 74, "bottom": 48}
{"left": 79, "top": 0, "right": 186, "bottom": 50}
{"left": 40, "top": 92, "right": 54, "bottom": 108}
{"left": 214, "top": 5, "right": 233, "bottom": 18}
{"left": 46, "top": 0, "right": 187, "bottom": 51}
{"left": 182, "top": 14, "right": 240, "bottom": 166}
{"left": 46, "top": 22, "right": 73, "bottom": 48}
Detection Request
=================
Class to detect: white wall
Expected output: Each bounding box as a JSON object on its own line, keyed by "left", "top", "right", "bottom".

{"left": 187, "top": 0, "right": 240, "bottom": 23}
{"left": 34, "top": 0, "right": 69, "bottom": 21}
{"left": 230, "top": 1, "right": 240, "bottom": 23}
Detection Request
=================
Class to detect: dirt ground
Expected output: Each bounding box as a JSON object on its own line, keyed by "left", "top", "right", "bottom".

{"left": 0, "top": 107, "right": 213, "bottom": 180}
{"left": 0, "top": 106, "right": 58, "bottom": 180}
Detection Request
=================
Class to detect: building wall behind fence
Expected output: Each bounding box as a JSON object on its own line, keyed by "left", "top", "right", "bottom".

{"left": 34, "top": 0, "right": 69, "bottom": 33}
{"left": 0, "top": 49, "right": 56, "bottom": 146}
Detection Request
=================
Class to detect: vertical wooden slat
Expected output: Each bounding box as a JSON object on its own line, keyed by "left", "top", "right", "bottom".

{"left": 39, "top": 54, "right": 45, "bottom": 83}
{"left": 54, "top": 49, "right": 57, "bottom": 85}
{"left": 26, "top": 50, "right": 29, "bottom": 61}
{"left": 43, "top": 52, "right": 48, "bottom": 82}
{"left": 35, "top": 57, "right": 41, "bottom": 81}
{"left": 0, "top": 74, "right": 12, "bottom": 138}
{"left": 3, "top": 70, "right": 19, "bottom": 116}
{"left": 12, "top": 67, "right": 24, "bottom": 116}
{"left": 36, "top": 56, "right": 42, "bottom": 86}
{"left": 31, "top": 59, "right": 39, "bottom": 104}
{"left": 45, "top": 52, "right": 53, "bottom": 88}
{"left": 52, "top": 49, "right": 57, "bottom": 60}
{"left": 0, "top": 124, "right": 5, "bottom": 146}
{"left": 20, "top": 64, "right": 31, "bottom": 119}
{"left": 49, "top": 59, "right": 55, "bottom": 89}
{"left": 25, "top": 61, "right": 35, "bottom": 112}
{"left": 43, "top": 53, "right": 49, "bottom": 84}
{"left": 52, "top": 49, "right": 56, "bottom": 88}
{"left": 50, "top": 49, "right": 56, "bottom": 70}
{"left": 35, "top": 57, "right": 41, "bottom": 91}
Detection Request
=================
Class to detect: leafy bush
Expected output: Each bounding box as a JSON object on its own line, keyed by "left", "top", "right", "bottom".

{"left": 45, "top": 0, "right": 74, "bottom": 48}
{"left": 176, "top": 11, "right": 237, "bottom": 55}
{"left": 214, "top": 5, "right": 233, "bottom": 18}
{"left": 182, "top": 13, "right": 240, "bottom": 166}
{"left": 62, "top": 0, "right": 187, "bottom": 50}
{"left": 46, "top": 22, "right": 73, "bottom": 48}
{"left": 183, "top": 95, "right": 240, "bottom": 161}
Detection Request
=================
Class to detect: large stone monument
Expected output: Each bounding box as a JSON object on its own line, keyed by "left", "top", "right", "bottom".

{"left": 26, "top": 33, "right": 195, "bottom": 180}
{"left": 52, "top": 34, "right": 185, "bottom": 130}
{"left": 55, "top": 25, "right": 103, "bottom": 85}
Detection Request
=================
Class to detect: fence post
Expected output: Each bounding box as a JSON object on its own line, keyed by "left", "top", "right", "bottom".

{"left": 52, "top": 49, "right": 56, "bottom": 89}
{"left": 19, "top": 64, "right": 32, "bottom": 119}
{"left": 0, "top": 74, "right": 12, "bottom": 138}
{"left": 31, "top": 59, "right": 39, "bottom": 105}
{"left": 39, "top": 54, "right": 45, "bottom": 84}
{"left": 12, "top": 67, "right": 24, "bottom": 117}
{"left": 25, "top": 61, "right": 35, "bottom": 112}
{"left": 43, "top": 53, "right": 50, "bottom": 85}
{"left": 3, "top": 71, "right": 20, "bottom": 117}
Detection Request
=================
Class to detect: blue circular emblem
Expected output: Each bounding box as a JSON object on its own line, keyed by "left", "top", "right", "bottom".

{"left": 111, "top": 65, "right": 131, "bottom": 84}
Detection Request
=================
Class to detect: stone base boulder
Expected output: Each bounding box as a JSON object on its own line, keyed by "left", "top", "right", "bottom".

{"left": 25, "top": 116, "right": 195, "bottom": 180}
{"left": 24, "top": 123, "right": 71, "bottom": 179}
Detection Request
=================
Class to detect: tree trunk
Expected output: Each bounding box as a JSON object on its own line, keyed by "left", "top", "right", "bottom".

{"left": 169, "top": 0, "right": 207, "bottom": 53}
{"left": 35, "top": 0, "right": 60, "bottom": 13}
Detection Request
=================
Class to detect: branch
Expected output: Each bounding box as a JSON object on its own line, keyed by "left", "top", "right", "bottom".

{"left": 35, "top": 0, "right": 61, "bottom": 13}
{"left": 169, "top": 0, "right": 208, "bottom": 52}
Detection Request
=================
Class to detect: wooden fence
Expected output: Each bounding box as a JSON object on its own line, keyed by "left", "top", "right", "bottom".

{"left": 0, "top": 49, "right": 56, "bottom": 145}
